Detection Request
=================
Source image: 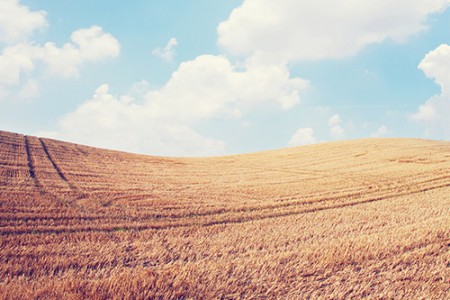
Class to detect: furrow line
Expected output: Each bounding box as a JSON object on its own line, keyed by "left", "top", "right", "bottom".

{"left": 39, "top": 139, "right": 83, "bottom": 194}
{"left": 9, "top": 171, "right": 446, "bottom": 226}
{"left": 91, "top": 172, "right": 450, "bottom": 221}
{"left": 24, "top": 135, "right": 40, "bottom": 190}
{"left": 2, "top": 180, "right": 449, "bottom": 236}
{"left": 23, "top": 136, "right": 74, "bottom": 207}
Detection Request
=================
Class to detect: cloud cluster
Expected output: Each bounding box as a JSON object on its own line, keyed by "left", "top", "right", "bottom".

{"left": 0, "top": 1, "right": 120, "bottom": 100}
{"left": 0, "top": 26, "right": 120, "bottom": 85}
{"left": 218, "top": 0, "right": 450, "bottom": 151}
{"left": 47, "top": 54, "right": 309, "bottom": 156}
{"left": 218, "top": 0, "right": 450, "bottom": 61}
{"left": 411, "top": 44, "right": 450, "bottom": 137}
{"left": 8, "top": 0, "right": 450, "bottom": 155}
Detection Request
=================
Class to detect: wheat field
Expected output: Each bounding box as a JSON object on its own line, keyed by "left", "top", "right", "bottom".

{"left": 0, "top": 130, "right": 449, "bottom": 299}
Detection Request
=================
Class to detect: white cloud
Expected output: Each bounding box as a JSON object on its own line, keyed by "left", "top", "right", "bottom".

{"left": 328, "top": 114, "right": 345, "bottom": 138}
{"left": 411, "top": 44, "right": 450, "bottom": 138}
{"left": 218, "top": 0, "right": 450, "bottom": 61}
{"left": 152, "top": 38, "right": 178, "bottom": 62}
{"left": 371, "top": 125, "right": 388, "bottom": 137}
{"left": 42, "top": 84, "right": 226, "bottom": 157}
{"left": 0, "top": 0, "right": 47, "bottom": 44}
{"left": 0, "top": 25, "right": 120, "bottom": 100}
{"left": 0, "top": 1, "right": 120, "bottom": 101}
{"left": 288, "top": 127, "right": 317, "bottom": 147}
{"left": 145, "top": 54, "right": 309, "bottom": 121}
{"left": 45, "top": 54, "right": 309, "bottom": 156}
{"left": 0, "top": 43, "right": 34, "bottom": 86}
{"left": 411, "top": 103, "right": 438, "bottom": 121}
{"left": 418, "top": 44, "right": 450, "bottom": 91}
{"left": 38, "top": 26, "right": 120, "bottom": 77}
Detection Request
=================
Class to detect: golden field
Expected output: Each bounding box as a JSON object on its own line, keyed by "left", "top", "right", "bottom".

{"left": 0, "top": 130, "right": 449, "bottom": 299}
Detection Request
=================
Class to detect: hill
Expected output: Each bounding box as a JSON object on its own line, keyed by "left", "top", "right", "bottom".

{"left": 0, "top": 130, "right": 449, "bottom": 299}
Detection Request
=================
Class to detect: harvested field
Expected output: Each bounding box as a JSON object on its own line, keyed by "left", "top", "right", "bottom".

{"left": 0, "top": 130, "right": 449, "bottom": 299}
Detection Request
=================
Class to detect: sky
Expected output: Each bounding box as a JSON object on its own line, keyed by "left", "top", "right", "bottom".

{"left": 1, "top": 0, "right": 450, "bottom": 156}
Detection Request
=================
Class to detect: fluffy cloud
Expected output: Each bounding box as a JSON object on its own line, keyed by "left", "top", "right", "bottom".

{"left": 45, "top": 54, "right": 309, "bottom": 156}
{"left": 328, "top": 114, "right": 345, "bottom": 138}
{"left": 0, "top": 1, "right": 120, "bottom": 101}
{"left": 0, "top": 26, "right": 120, "bottom": 99}
{"left": 0, "top": 43, "right": 34, "bottom": 86}
{"left": 411, "top": 104, "right": 437, "bottom": 121}
{"left": 146, "top": 54, "right": 309, "bottom": 121}
{"left": 0, "top": 0, "right": 47, "bottom": 44}
{"left": 152, "top": 38, "right": 178, "bottom": 62}
{"left": 43, "top": 84, "right": 226, "bottom": 156}
{"left": 39, "top": 26, "right": 120, "bottom": 77}
{"left": 411, "top": 44, "right": 450, "bottom": 137}
{"left": 288, "top": 128, "right": 317, "bottom": 147}
{"left": 218, "top": 0, "right": 450, "bottom": 61}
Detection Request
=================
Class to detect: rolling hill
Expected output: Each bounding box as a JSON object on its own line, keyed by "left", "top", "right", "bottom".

{"left": 0, "top": 130, "right": 449, "bottom": 299}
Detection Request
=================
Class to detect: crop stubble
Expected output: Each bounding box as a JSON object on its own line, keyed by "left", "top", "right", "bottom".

{"left": 0, "top": 130, "right": 449, "bottom": 299}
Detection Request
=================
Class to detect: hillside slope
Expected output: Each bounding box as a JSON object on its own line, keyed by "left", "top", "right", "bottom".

{"left": 0, "top": 130, "right": 449, "bottom": 299}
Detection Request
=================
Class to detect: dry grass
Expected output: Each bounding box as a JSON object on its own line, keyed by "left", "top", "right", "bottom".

{"left": 0, "top": 130, "right": 449, "bottom": 299}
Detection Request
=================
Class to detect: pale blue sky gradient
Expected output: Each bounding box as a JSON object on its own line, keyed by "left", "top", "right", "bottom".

{"left": 1, "top": 1, "right": 450, "bottom": 156}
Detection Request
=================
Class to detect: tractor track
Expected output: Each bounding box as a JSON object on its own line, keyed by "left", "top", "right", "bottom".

{"left": 2, "top": 178, "right": 449, "bottom": 236}
{"left": 24, "top": 136, "right": 40, "bottom": 191}
{"left": 39, "top": 138, "right": 85, "bottom": 198}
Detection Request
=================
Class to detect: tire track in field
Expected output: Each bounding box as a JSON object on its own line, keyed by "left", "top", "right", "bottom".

{"left": 55, "top": 170, "right": 450, "bottom": 225}
{"left": 23, "top": 136, "right": 74, "bottom": 207}
{"left": 35, "top": 166, "right": 450, "bottom": 220}
{"left": 24, "top": 135, "right": 40, "bottom": 191}
{"left": 39, "top": 138, "right": 85, "bottom": 199}
{"left": 94, "top": 168, "right": 449, "bottom": 218}
{"left": 40, "top": 139, "right": 70, "bottom": 183}
{"left": 2, "top": 178, "right": 449, "bottom": 235}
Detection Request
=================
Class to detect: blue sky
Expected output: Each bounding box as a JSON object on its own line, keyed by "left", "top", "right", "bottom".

{"left": 1, "top": 0, "right": 450, "bottom": 156}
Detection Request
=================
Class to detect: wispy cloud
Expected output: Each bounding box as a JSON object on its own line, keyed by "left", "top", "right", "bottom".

{"left": 328, "top": 114, "right": 345, "bottom": 138}
{"left": 371, "top": 125, "right": 388, "bottom": 137}
{"left": 152, "top": 38, "right": 178, "bottom": 62}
